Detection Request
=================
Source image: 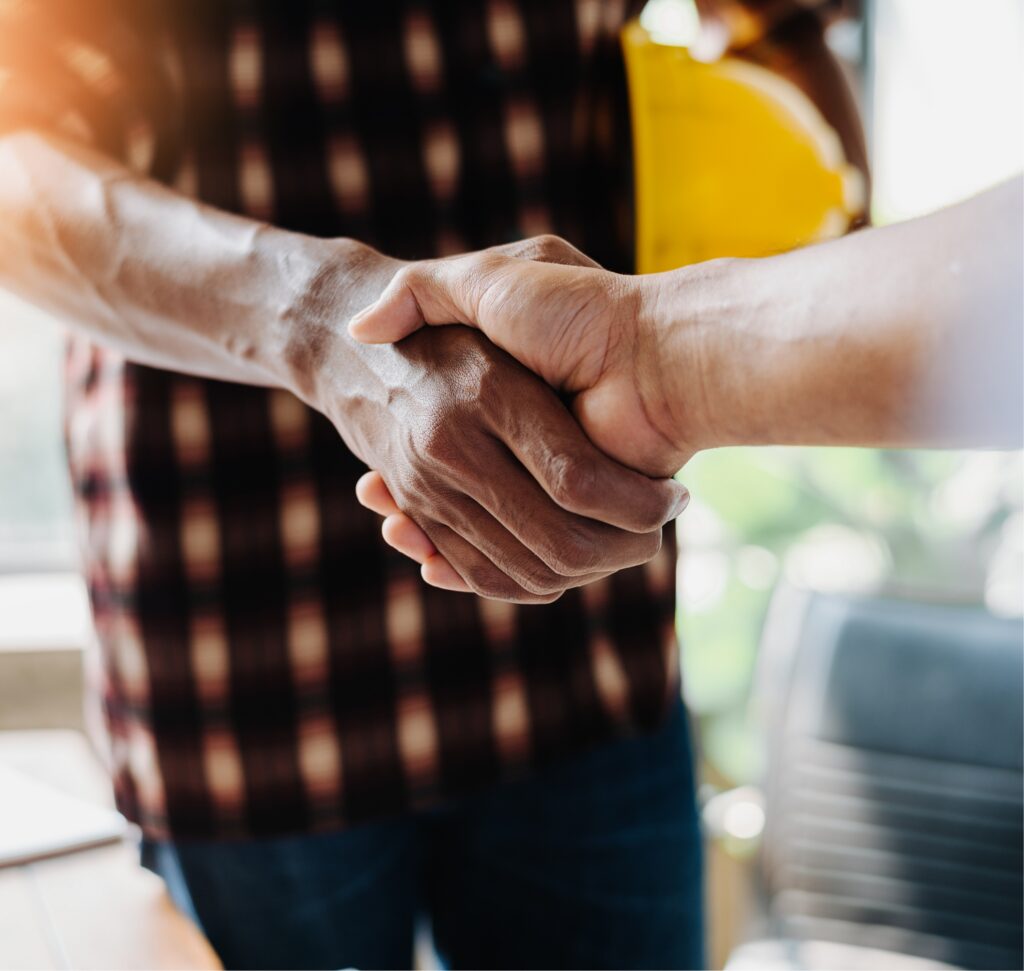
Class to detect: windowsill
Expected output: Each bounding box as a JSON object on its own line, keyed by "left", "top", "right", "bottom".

{"left": 0, "top": 572, "right": 92, "bottom": 653}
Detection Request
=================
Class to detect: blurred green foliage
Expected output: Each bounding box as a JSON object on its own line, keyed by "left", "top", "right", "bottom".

{"left": 678, "top": 445, "right": 1022, "bottom": 784}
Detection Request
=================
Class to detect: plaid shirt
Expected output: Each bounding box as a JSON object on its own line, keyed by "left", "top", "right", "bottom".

{"left": 1, "top": 0, "right": 835, "bottom": 840}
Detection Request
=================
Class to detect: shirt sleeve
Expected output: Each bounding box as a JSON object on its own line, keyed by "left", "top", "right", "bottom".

{"left": 0, "top": 0, "right": 181, "bottom": 177}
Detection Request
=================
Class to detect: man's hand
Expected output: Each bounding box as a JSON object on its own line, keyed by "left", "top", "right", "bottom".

{"left": 346, "top": 238, "right": 702, "bottom": 596}
{"left": 305, "top": 238, "right": 688, "bottom": 605}
{"left": 328, "top": 324, "right": 687, "bottom": 603}
{"left": 348, "top": 239, "right": 695, "bottom": 477}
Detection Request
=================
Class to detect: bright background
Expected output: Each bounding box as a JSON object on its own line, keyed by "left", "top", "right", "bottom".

{"left": 679, "top": 0, "right": 1023, "bottom": 791}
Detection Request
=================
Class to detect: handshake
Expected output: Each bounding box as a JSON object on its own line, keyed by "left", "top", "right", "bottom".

{"left": 340, "top": 235, "right": 697, "bottom": 604}
{"left": 323, "top": 178, "right": 1016, "bottom": 603}
{"left": 3, "top": 133, "right": 1013, "bottom": 608}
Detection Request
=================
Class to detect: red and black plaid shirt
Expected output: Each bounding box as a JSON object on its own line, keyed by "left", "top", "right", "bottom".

{"left": 0, "top": 0, "right": 836, "bottom": 840}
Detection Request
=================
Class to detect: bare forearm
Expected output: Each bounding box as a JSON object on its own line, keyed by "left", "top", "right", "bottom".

{"left": 647, "top": 178, "right": 1023, "bottom": 450}
{"left": 0, "top": 129, "right": 395, "bottom": 399}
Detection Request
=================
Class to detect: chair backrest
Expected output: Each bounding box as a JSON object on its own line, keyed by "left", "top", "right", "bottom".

{"left": 753, "top": 585, "right": 1023, "bottom": 970}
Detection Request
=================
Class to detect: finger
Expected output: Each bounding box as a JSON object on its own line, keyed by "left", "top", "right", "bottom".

{"left": 367, "top": 481, "right": 554, "bottom": 596}
{"left": 456, "top": 435, "right": 665, "bottom": 577}
{"left": 355, "top": 470, "right": 401, "bottom": 517}
{"left": 489, "top": 378, "right": 690, "bottom": 533}
{"left": 381, "top": 513, "right": 437, "bottom": 564}
{"left": 348, "top": 254, "right": 484, "bottom": 344}
{"left": 421, "top": 520, "right": 563, "bottom": 605}
{"left": 429, "top": 487, "right": 610, "bottom": 596}
{"left": 370, "top": 454, "right": 609, "bottom": 593}
{"left": 349, "top": 234, "right": 602, "bottom": 352}
{"left": 352, "top": 257, "right": 609, "bottom": 398}
{"left": 370, "top": 513, "right": 471, "bottom": 594}
{"left": 421, "top": 554, "right": 472, "bottom": 593}
{"left": 369, "top": 514, "right": 473, "bottom": 595}
{"left": 368, "top": 452, "right": 612, "bottom": 592}
{"left": 357, "top": 473, "right": 468, "bottom": 591}
{"left": 488, "top": 234, "right": 602, "bottom": 269}
{"left": 349, "top": 276, "right": 430, "bottom": 343}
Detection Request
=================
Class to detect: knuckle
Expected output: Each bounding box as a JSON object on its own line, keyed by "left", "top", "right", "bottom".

{"left": 511, "top": 582, "right": 563, "bottom": 605}
{"left": 532, "top": 233, "right": 568, "bottom": 261}
{"left": 547, "top": 455, "right": 597, "bottom": 510}
{"left": 636, "top": 497, "right": 673, "bottom": 533}
{"left": 491, "top": 235, "right": 569, "bottom": 264}
{"left": 391, "top": 262, "right": 420, "bottom": 291}
{"left": 541, "top": 527, "right": 603, "bottom": 576}
{"left": 517, "top": 560, "right": 569, "bottom": 597}
{"left": 481, "top": 542, "right": 567, "bottom": 596}
{"left": 464, "top": 563, "right": 520, "bottom": 602}
{"left": 473, "top": 251, "right": 504, "bottom": 272}
{"left": 462, "top": 558, "right": 563, "bottom": 604}
{"left": 635, "top": 527, "right": 663, "bottom": 565}
{"left": 531, "top": 589, "right": 564, "bottom": 605}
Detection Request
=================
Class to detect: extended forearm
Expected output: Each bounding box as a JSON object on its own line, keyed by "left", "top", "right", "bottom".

{"left": 647, "top": 178, "right": 1023, "bottom": 450}
{"left": 0, "top": 129, "right": 395, "bottom": 397}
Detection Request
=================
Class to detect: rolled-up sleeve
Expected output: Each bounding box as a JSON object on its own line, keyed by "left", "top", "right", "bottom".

{"left": 0, "top": 0, "right": 180, "bottom": 176}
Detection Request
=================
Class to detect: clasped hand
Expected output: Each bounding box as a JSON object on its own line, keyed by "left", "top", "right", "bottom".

{"left": 347, "top": 236, "right": 693, "bottom": 600}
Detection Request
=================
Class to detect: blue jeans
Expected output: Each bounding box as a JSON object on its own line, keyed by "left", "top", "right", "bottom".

{"left": 142, "top": 700, "right": 703, "bottom": 970}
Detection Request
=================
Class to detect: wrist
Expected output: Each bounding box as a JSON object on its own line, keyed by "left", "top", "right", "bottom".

{"left": 645, "top": 251, "right": 873, "bottom": 451}
{"left": 634, "top": 262, "right": 739, "bottom": 456}
{"left": 276, "top": 234, "right": 403, "bottom": 410}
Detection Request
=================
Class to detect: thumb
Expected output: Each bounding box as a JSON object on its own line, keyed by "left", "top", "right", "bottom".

{"left": 348, "top": 257, "right": 482, "bottom": 344}
{"left": 348, "top": 279, "right": 424, "bottom": 343}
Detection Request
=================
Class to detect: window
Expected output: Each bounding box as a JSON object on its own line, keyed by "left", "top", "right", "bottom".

{"left": 0, "top": 291, "right": 75, "bottom": 574}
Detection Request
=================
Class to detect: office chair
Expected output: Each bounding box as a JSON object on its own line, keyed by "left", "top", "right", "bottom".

{"left": 724, "top": 585, "right": 1023, "bottom": 971}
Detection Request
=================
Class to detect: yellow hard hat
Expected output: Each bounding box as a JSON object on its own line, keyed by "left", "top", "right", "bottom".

{"left": 623, "top": 14, "right": 865, "bottom": 273}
